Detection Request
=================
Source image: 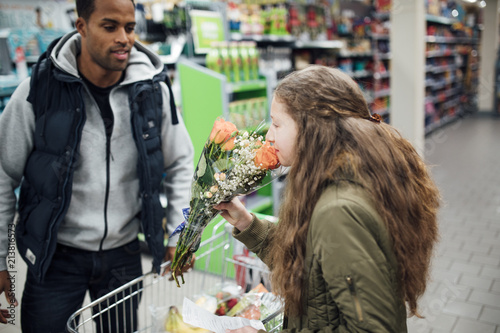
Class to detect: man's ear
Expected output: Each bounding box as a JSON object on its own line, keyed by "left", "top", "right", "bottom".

{"left": 75, "top": 17, "right": 86, "bottom": 37}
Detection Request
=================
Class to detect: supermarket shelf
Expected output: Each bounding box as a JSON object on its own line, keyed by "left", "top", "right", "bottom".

{"left": 26, "top": 55, "right": 40, "bottom": 63}
{"left": 426, "top": 78, "right": 461, "bottom": 89}
{"left": 426, "top": 14, "right": 458, "bottom": 25}
{"left": 230, "top": 33, "right": 295, "bottom": 43}
{"left": 338, "top": 50, "right": 373, "bottom": 58}
{"left": 372, "top": 11, "right": 390, "bottom": 21}
{"left": 373, "top": 88, "right": 391, "bottom": 98}
{"left": 426, "top": 50, "right": 456, "bottom": 58}
{"left": 293, "top": 40, "right": 343, "bottom": 49}
{"left": 369, "top": 33, "right": 389, "bottom": 40}
{"left": 226, "top": 79, "right": 267, "bottom": 94}
{"left": 371, "top": 108, "right": 389, "bottom": 117}
{"left": 373, "top": 71, "right": 390, "bottom": 80}
{"left": 375, "top": 52, "right": 391, "bottom": 60}
{"left": 432, "top": 80, "right": 448, "bottom": 89}
{"left": 424, "top": 12, "right": 480, "bottom": 137}
{"left": 442, "top": 97, "right": 460, "bottom": 110}
{"left": 0, "top": 75, "right": 22, "bottom": 97}
{"left": 426, "top": 36, "right": 480, "bottom": 44}
{"left": 425, "top": 114, "right": 461, "bottom": 135}
{"left": 0, "top": 85, "right": 19, "bottom": 97}
{"left": 230, "top": 33, "right": 343, "bottom": 50}
{"left": 430, "top": 64, "right": 457, "bottom": 74}
{"left": 350, "top": 70, "right": 374, "bottom": 79}
{"left": 430, "top": 88, "right": 461, "bottom": 103}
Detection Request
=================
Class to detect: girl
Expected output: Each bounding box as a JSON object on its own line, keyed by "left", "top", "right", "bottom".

{"left": 216, "top": 65, "right": 439, "bottom": 332}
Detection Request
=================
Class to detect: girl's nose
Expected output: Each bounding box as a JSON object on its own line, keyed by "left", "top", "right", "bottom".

{"left": 265, "top": 130, "right": 274, "bottom": 142}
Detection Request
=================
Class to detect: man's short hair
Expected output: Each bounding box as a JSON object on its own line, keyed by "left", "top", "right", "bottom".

{"left": 76, "top": 0, "right": 135, "bottom": 21}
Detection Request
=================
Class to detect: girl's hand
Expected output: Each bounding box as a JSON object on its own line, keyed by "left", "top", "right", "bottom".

{"left": 225, "top": 326, "right": 260, "bottom": 333}
{"left": 215, "top": 197, "right": 253, "bottom": 231}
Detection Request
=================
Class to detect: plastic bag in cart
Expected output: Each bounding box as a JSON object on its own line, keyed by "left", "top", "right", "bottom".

{"left": 233, "top": 253, "right": 271, "bottom": 292}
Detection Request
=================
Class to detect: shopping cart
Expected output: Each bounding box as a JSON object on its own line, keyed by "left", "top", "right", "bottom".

{"left": 66, "top": 219, "right": 283, "bottom": 333}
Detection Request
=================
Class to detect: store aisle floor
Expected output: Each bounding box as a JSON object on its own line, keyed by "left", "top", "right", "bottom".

{"left": 406, "top": 114, "right": 500, "bottom": 333}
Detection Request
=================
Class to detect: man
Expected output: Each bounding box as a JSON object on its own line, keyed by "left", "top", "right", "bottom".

{"left": 0, "top": 0, "right": 194, "bottom": 331}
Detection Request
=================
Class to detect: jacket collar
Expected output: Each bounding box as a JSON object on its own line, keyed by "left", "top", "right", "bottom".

{"left": 49, "top": 30, "right": 164, "bottom": 85}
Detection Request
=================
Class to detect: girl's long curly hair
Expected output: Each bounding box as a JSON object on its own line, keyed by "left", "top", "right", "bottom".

{"left": 268, "top": 65, "right": 440, "bottom": 318}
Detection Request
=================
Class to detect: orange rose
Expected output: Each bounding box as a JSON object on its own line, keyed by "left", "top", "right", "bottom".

{"left": 222, "top": 138, "right": 235, "bottom": 151}
{"left": 209, "top": 118, "right": 238, "bottom": 146}
{"left": 254, "top": 141, "right": 280, "bottom": 170}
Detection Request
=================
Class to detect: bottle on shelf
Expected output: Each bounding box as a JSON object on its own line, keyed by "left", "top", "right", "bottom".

{"left": 229, "top": 41, "right": 242, "bottom": 82}
{"left": 239, "top": 42, "right": 251, "bottom": 82}
{"left": 247, "top": 41, "right": 259, "bottom": 80}
{"left": 206, "top": 42, "right": 222, "bottom": 74}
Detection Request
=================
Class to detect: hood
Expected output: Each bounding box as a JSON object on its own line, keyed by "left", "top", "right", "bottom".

{"left": 50, "top": 30, "right": 164, "bottom": 84}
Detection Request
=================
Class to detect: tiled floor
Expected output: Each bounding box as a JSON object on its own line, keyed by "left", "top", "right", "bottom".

{"left": 406, "top": 114, "right": 500, "bottom": 333}
{"left": 1, "top": 114, "right": 499, "bottom": 333}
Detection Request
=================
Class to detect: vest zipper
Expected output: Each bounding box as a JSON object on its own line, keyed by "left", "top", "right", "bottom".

{"left": 98, "top": 134, "right": 112, "bottom": 252}
{"left": 345, "top": 275, "right": 364, "bottom": 322}
{"left": 98, "top": 94, "right": 115, "bottom": 252}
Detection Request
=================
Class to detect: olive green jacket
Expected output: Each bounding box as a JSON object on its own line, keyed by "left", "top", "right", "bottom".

{"left": 233, "top": 182, "right": 408, "bottom": 332}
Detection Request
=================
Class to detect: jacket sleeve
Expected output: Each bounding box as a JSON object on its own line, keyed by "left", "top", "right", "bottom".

{"left": 232, "top": 214, "right": 277, "bottom": 266}
{"left": 0, "top": 78, "right": 35, "bottom": 271}
{"left": 159, "top": 82, "right": 194, "bottom": 246}
{"left": 300, "top": 197, "right": 405, "bottom": 333}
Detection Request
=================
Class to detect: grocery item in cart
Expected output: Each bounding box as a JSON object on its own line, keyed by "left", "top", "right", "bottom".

{"left": 165, "top": 305, "right": 209, "bottom": 333}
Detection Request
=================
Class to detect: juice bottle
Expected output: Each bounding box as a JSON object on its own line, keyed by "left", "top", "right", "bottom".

{"left": 239, "top": 42, "right": 251, "bottom": 81}
{"left": 206, "top": 42, "right": 222, "bottom": 74}
{"left": 229, "top": 41, "right": 241, "bottom": 82}
{"left": 219, "top": 41, "right": 232, "bottom": 82}
{"left": 247, "top": 41, "right": 259, "bottom": 80}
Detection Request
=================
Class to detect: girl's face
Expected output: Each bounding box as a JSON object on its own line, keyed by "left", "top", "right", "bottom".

{"left": 266, "top": 98, "right": 298, "bottom": 167}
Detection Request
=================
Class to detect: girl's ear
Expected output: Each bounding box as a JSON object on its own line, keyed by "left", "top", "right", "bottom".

{"left": 75, "top": 17, "right": 86, "bottom": 37}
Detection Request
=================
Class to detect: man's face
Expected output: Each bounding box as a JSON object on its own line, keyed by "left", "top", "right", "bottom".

{"left": 77, "top": 0, "right": 136, "bottom": 73}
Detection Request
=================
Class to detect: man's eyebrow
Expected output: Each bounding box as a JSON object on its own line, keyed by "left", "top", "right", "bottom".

{"left": 101, "top": 18, "right": 136, "bottom": 25}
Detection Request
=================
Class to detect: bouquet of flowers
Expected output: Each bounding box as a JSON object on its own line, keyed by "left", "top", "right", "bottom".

{"left": 170, "top": 118, "right": 282, "bottom": 287}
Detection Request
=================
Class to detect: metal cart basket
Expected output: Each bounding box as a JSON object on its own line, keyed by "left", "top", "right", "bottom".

{"left": 66, "top": 220, "right": 283, "bottom": 333}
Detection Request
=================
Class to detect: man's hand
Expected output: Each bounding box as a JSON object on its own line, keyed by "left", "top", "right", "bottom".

{"left": 161, "top": 246, "right": 196, "bottom": 280}
{"left": 0, "top": 270, "right": 18, "bottom": 324}
{"left": 0, "top": 309, "right": 10, "bottom": 324}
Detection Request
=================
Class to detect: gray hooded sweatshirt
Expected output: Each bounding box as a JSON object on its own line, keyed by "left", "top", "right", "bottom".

{"left": 0, "top": 32, "right": 194, "bottom": 272}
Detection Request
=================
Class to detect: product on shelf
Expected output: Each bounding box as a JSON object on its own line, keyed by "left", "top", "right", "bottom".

{"left": 229, "top": 97, "right": 268, "bottom": 130}
{"left": 219, "top": 41, "right": 232, "bottom": 81}
{"left": 206, "top": 42, "right": 223, "bottom": 74}
{"left": 205, "top": 41, "right": 260, "bottom": 83}
{"left": 374, "top": 0, "right": 391, "bottom": 14}
{"left": 239, "top": 42, "right": 251, "bottom": 81}
{"left": 229, "top": 41, "right": 242, "bottom": 82}
{"left": 247, "top": 42, "right": 260, "bottom": 80}
{"left": 424, "top": 14, "right": 480, "bottom": 133}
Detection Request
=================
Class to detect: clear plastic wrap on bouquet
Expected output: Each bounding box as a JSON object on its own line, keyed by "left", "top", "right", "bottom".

{"left": 170, "top": 118, "right": 285, "bottom": 286}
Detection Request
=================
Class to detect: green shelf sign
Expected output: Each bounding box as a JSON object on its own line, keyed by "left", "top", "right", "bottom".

{"left": 190, "top": 10, "right": 225, "bottom": 54}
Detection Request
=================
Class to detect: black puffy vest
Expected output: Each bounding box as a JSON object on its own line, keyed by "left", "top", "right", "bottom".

{"left": 16, "top": 37, "right": 176, "bottom": 282}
